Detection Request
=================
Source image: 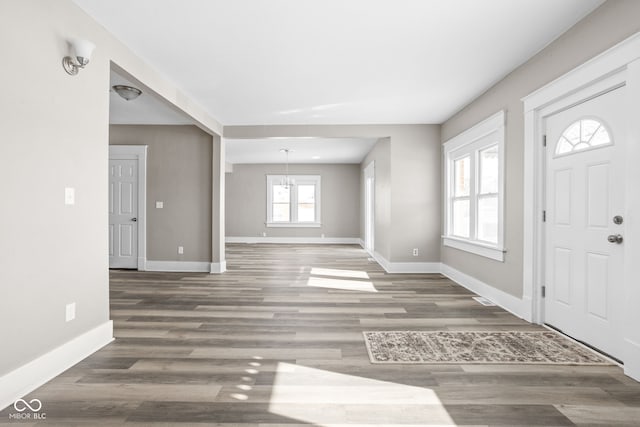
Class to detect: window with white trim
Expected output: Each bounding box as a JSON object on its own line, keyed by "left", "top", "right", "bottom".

{"left": 443, "top": 111, "right": 505, "bottom": 261}
{"left": 266, "top": 175, "right": 321, "bottom": 227}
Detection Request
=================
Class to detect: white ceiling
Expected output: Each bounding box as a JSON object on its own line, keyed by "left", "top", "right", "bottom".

{"left": 225, "top": 137, "right": 378, "bottom": 164}
{"left": 76, "top": 0, "right": 604, "bottom": 126}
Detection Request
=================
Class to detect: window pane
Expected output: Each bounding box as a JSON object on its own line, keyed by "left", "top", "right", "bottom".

{"left": 298, "top": 204, "right": 315, "bottom": 222}
{"left": 452, "top": 199, "right": 470, "bottom": 238}
{"left": 454, "top": 156, "right": 470, "bottom": 197}
{"left": 297, "top": 185, "right": 316, "bottom": 222}
{"left": 298, "top": 185, "right": 315, "bottom": 203}
{"left": 590, "top": 126, "right": 611, "bottom": 146}
{"left": 564, "top": 122, "right": 581, "bottom": 144}
{"left": 273, "top": 185, "right": 290, "bottom": 203}
{"left": 273, "top": 203, "right": 290, "bottom": 222}
{"left": 479, "top": 146, "right": 499, "bottom": 194}
{"left": 557, "top": 137, "right": 573, "bottom": 154}
{"left": 581, "top": 119, "right": 601, "bottom": 142}
{"left": 478, "top": 196, "right": 498, "bottom": 243}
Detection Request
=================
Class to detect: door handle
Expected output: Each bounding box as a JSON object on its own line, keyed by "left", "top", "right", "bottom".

{"left": 607, "top": 234, "right": 623, "bottom": 244}
{"left": 131, "top": 218, "right": 137, "bottom": 222}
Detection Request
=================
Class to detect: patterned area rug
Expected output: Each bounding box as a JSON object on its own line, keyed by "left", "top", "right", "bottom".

{"left": 363, "top": 331, "right": 613, "bottom": 364}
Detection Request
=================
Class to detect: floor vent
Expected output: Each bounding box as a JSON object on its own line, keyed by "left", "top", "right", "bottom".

{"left": 472, "top": 296, "right": 496, "bottom": 306}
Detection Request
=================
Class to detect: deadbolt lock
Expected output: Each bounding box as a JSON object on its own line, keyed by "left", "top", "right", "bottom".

{"left": 613, "top": 215, "right": 623, "bottom": 225}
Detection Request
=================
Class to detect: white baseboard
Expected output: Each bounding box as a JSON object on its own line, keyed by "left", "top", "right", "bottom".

{"left": 440, "top": 264, "right": 529, "bottom": 320}
{"left": 226, "top": 236, "right": 361, "bottom": 244}
{"left": 145, "top": 260, "right": 211, "bottom": 272}
{"left": 210, "top": 261, "right": 226, "bottom": 274}
{"left": 0, "top": 321, "right": 113, "bottom": 411}
{"left": 358, "top": 239, "right": 365, "bottom": 248}
{"left": 624, "top": 339, "right": 640, "bottom": 381}
{"left": 386, "top": 262, "right": 442, "bottom": 274}
{"left": 372, "top": 251, "right": 390, "bottom": 271}
{"left": 372, "top": 252, "right": 442, "bottom": 274}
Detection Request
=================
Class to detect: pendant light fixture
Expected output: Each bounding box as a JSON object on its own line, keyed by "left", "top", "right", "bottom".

{"left": 280, "top": 148, "right": 295, "bottom": 188}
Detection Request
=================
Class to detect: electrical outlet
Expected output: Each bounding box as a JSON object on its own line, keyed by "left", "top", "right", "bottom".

{"left": 321, "top": 233, "right": 325, "bottom": 238}
{"left": 65, "top": 302, "right": 76, "bottom": 322}
{"left": 262, "top": 232, "right": 267, "bottom": 237}
{"left": 178, "top": 246, "right": 184, "bottom": 254}
{"left": 412, "top": 248, "right": 419, "bottom": 256}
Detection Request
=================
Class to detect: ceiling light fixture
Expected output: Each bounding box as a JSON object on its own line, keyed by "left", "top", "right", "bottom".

{"left": 62, "top": 38, "right": 95, "bottom": 76}
{"left": 112, "top": 85, "right": 143, "bottom": 101}
{"left": 280, "top": 148, "right": 295, "bottom": 188}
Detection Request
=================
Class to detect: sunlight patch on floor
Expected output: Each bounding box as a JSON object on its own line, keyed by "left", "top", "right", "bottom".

{"left": 310, "top": 267, "right": 370, "bottom": 279}
{"left": 307, "top": 276, "right": 378, "bottom": 292}
{"left": 268, "top": 363, "right": 456, "bottom": 425}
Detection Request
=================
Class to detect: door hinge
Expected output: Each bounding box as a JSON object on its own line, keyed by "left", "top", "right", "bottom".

{"left": 542, "top": 210, "right": 546, "bottom": 222}
{"left": 542, "top": 286, "right": 546, "bottom": 298}
{"left": 543, "top": 135, "right": 547, "bottom": 147}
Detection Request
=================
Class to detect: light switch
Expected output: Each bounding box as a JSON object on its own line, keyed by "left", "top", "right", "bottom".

{"left": 65, "top": 302, "right": 76, "bottom": 322}
{"left": 65, "top": 187, "right": 75, "bottom": 205}
{"left": 156, "top": 201, "right": 164, "bottom": 209}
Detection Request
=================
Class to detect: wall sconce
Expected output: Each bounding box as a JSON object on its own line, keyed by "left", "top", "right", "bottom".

{"left": 62, "top": 39, "right": 95, "bottom": 76}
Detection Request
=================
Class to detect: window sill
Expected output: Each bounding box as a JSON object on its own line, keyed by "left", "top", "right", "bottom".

{"left": 442, "top": 236, "right": 505, "bottom": 262}
{"left": 266, "top": 222, "right": 322, "bottom": 228}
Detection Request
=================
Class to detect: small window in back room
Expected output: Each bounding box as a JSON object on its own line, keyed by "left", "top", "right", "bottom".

{"left": 266, "top": 175, "right": 321, "bottom": 227}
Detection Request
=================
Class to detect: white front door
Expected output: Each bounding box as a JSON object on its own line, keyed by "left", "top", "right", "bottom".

{"left": 544, "top": 86, "right": 626, "bottom": 360}
{"left": 109, "top": 158, "right": 138, "bottom": 269}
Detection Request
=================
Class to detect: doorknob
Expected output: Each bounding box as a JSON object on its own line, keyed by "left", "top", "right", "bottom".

{"left": 131, "top": 218, "right": 137, "bottom": 222}
{"left": 607, "top": 234, "right": 623, "bottom": 244}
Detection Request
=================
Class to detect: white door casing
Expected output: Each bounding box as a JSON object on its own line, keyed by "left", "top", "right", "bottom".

{"left": 523, "top": 31, "right": 640, "bottom": 380}
{"left": 364, "top": 161, "right": 375, "bottom": 255}
{"left": 544, "top": 87, "right": 625, "bottom": 360}
{"left": 109, "top": 145, "right": 147, "bottom": 270}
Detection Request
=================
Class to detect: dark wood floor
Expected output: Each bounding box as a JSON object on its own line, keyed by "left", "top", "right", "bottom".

{"left": 3, "top": 244, "right": 640, "bottom": 426}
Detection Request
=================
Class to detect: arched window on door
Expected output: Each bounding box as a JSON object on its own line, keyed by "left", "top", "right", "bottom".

{"left": 556, "top": 118, "right": 612, "bottom": 156}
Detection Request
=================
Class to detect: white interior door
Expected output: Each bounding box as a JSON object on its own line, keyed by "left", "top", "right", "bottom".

{"left": 109, "top": 158, "right": 138, "bottom": 269}
{"left": 544, "top": 86, "right": 626, "bottom": 360}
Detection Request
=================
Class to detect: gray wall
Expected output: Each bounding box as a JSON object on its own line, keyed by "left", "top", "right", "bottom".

{"left": 390, "top": 125, "right": 441, "bottom": 262}
{"left": 0, "top": 0, "right": 222, "bottom": 378}
{"left": 109, "top": 125, "right": 213, "bottom": 262}
{"left": 226, "top": 164, "right": 360, "bottom": 238}
{"left": 441, "top": 0, "right": 640, "bottom": 297}
{"left": 224, "top": 125, "right": 442, "bottom": 262}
